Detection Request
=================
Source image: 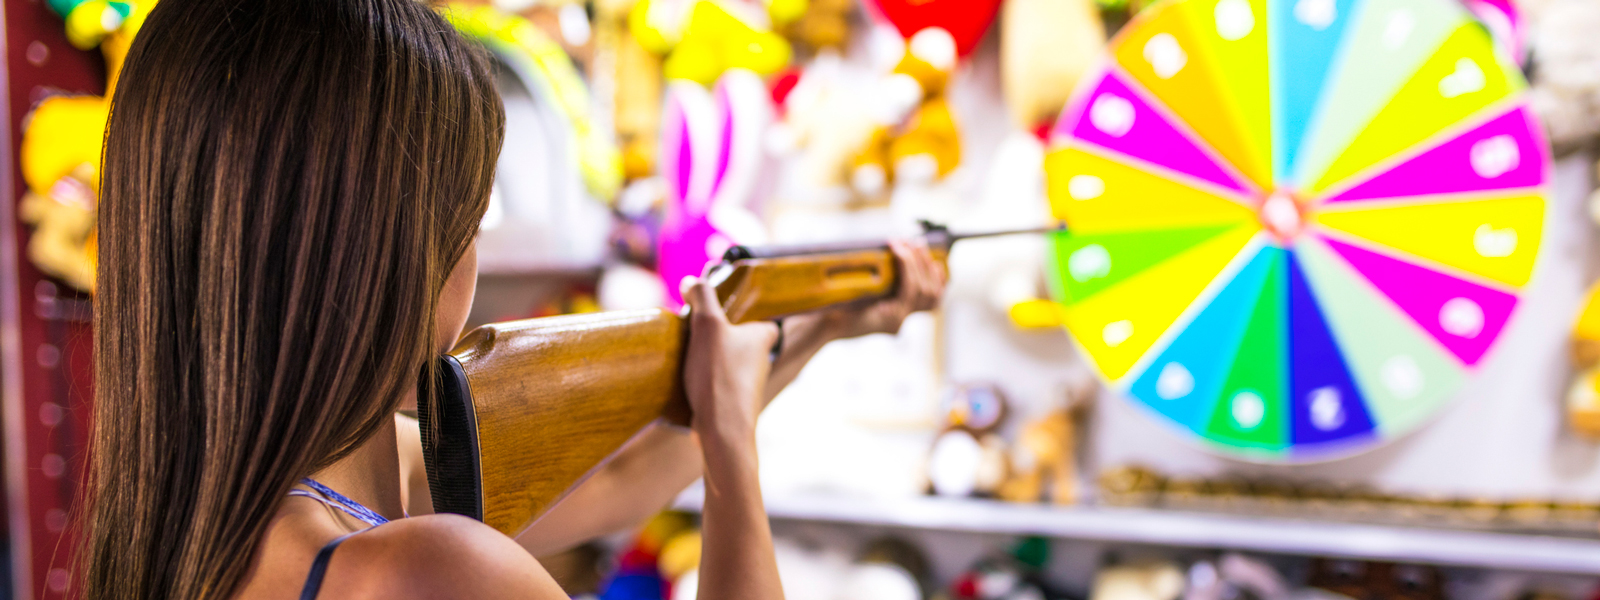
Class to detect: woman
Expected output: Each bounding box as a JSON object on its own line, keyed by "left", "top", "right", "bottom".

{"left": 81, "top": 0, "right": 944, "bottom": 597}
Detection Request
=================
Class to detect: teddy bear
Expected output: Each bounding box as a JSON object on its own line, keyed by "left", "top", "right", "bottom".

{"left": 926, "top": 383, "right": 1012, "bottom": 498}
{"left": 847, "top": 26, "right": 962, "bottom": 198}
{"left": 996, "top": 379, "right": 1095, "bottom": 506}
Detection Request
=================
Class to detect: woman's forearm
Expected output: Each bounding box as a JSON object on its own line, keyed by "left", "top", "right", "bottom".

{"left": 513, "top": 424, "right": 702, "bottom": 555}
{"left": 696, "top": 434, "right": 783, "bottom": 600}
{"left": 513, "top": 313, "right": 840, "bottom": 554}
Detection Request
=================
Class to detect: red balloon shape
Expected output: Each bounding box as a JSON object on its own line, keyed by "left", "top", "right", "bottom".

{"left": 867, "top": 0, "right": 1004, "bottom": 57}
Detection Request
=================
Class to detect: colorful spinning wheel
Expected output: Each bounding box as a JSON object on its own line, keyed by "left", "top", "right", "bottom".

{"left": 1044, "top": 0, "right": 1549, "bottom": 461}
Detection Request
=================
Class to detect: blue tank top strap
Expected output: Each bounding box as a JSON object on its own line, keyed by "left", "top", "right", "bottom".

{"left": 299, "top": 531, "right": 358, "bottom": 600}
{"left": 294, "top": 478, "right": 391, "bottom": 526}
{"left": 291, "top": 478, "right": 393, "bottom": 600}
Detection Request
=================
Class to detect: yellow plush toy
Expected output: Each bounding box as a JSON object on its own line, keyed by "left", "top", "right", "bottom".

{"left": 630, "top": 0, "right": 792, "bottom": 86}
{"left": 780, "top": 0, "right": 849, "bottom": 51}
{"left": 20, "top": 0, "right": 152, "bottom": 293}
{"left": 848, "top": 27, "right": 962, "bottom": 197}
{"left": 1567, "top": 283, "right": 1600, "bottom": 437}
{"left": 51, "top": 0, "right": 134, "bottom": 50}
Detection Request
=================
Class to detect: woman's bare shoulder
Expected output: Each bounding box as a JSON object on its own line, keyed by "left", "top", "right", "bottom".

{"left": 320, "top": 513, "right": 565, "bottom": 599}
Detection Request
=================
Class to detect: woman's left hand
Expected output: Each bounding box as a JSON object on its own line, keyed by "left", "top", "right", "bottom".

{"left": 819, "top": 238, "right": 947, "bottom": 340}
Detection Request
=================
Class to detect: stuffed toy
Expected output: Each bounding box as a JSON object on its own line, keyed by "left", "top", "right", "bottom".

{"left": 1307, "top": 560, "right": 1443, "bottom": 600}
{"left": 926, "top": 383, "right": 1012, "bottom": 498}
{"left": 594, "top": 0, "right": 666, "bottom": 181}
{"left": 1566, "top": 283, "right": 1600, "bottom": 437}
{"left": 949, "top": 538, "right": 1055, "bottom": 600}
{"left": 779, "top": 0, "right": 852, "bottom": 52}
{"left": 20, "top": 0, "right": 153, "bottom": 293}
{"left": 654, "top": 68, "right": 773, "bottom": 307}
{"left": 1522, "top": 0, "right": 1600, "bottom": 152}
{"left": 19, "top": 165, "right": 97, "bottom": 292}
{"left": 848, "top": 27, "right": 962, "bottom": 197}
{"left": 1183, "top": 555, "right": 1289, "bottom": 600}
{"left": 630, "top": 0, "right": 793, "bottom": 87}
{"left": 1000, "top": 0, "right": 1105, "bottom": 132}
{"left": 49, "top": 0, "right": 133, "bottom": 50}
{"left": 596, "top": 512, "right": 695, "bottom": 600}
{"left": 865, "top": 0, "right": 1003, "bottom": 59}
{"left": 768, "top": 55, "right": 882, "bottom": 189}
{"left": 836, "top": 538, "right": 931, "bottom": 600}
{"left": 996, "top": 380, "right": 1094, "bottom": 505}
{"left": 1091, "top": 562, "right": 1187, "bottom": 600}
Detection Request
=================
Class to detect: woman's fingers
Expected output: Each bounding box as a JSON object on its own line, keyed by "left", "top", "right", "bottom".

{"left": 681, "top": 276, "right": 730, "bottom": 325}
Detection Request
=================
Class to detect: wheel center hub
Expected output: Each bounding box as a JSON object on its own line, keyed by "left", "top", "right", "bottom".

{"left": 1259, "top": 191, "right": 1305, "bottom": 241}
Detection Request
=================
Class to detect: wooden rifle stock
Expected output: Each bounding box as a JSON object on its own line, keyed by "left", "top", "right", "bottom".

{"left": 419, "top": 222, "right": 1063, "bottom": 535}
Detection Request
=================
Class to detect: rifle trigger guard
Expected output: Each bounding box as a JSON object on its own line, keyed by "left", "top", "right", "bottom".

{"left": 769, "top": 318, "right": 784, "bottom": 363}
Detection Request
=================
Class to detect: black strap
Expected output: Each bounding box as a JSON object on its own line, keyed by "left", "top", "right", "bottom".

{"left": 769, "top": 318, "right": 785, "bottom": 362}
{"left": 300, "top": 532, "right": 358, "bottom": 600}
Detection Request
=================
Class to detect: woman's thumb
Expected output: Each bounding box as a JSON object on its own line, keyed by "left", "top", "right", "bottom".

{"left": 680, "top": 276, "right": 726, "bottom": 321}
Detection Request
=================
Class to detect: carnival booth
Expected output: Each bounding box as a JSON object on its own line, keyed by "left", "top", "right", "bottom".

{"left": 5, "top": 0, "right": 1600, "bottom": 597}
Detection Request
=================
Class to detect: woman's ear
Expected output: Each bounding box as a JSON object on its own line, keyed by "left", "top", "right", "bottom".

{"left": 435, "top": 240, "right": 479, "bottom": 353}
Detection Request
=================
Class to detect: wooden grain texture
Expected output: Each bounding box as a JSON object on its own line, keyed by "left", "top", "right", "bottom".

{"left": 452, "top": 308, "right": 688, "bottom": 535}
{"left": 455, "top": 248, "right": 922, "bottom": 534}
{"left": 714, "top": 249, "right": 897, "bottom": 323}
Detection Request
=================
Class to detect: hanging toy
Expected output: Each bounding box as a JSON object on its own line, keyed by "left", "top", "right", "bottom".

{"left": 50, "top": 0, "right": 133, "bottom": 50}
{"left": 20, "top": 0, "right": 153, "bottom": 293}
{"left": 848, "top": 27, "right": 962, "bottom": 197}
{"left": 779, "top": 0, "right": 852, "bottom": 52}
{"left": 865, "top": 0, "right": 1003, "bottom": 59}
{"left": 631, "top": 0, "right": 793, "bottom": 87}
{"left": 655, "top": 68, "right": 773, "bottom": 307}
{"left": 1000, "top": 0, "right": 1105, "bottom": 132}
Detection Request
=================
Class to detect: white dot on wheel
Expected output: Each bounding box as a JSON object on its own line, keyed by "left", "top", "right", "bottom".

{"left": 1102, "top": 320, "right": 1134, "bottom": 347}
{"left": 1231, "top": 391, "right": 1265, "bottom": 429}
{"left": 1156, "top": 363, "right": 1195, "bottom": 400}
{"left": 1382, "top": 355, "right": 1424, "bottom": 400}
{"left": 1439, "top": 297, "right": 1485, "bottom": 339}
{"left": 1069, "top": 174, "right": 1105, "bottom": 200}
{"left": 1309, "top": 387, "right": 1345, "bottom": 431}
{"left": 1090, "top": 94, "right": 1136, "bottom": 137}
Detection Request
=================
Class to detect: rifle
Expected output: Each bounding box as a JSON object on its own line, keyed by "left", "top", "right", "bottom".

{"left": 419, "top": 221, "right": 1063, "bottom": 535}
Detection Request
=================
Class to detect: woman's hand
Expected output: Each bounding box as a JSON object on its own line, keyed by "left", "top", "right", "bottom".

{"left": 820, "top": 239, "right": 947, "bottom": 340}
{"left": 680, "top": 277, "right": 781, "bottom": 451}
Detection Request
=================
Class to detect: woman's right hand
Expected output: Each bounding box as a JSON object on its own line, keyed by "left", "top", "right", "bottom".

{"left": 680, "top": 278, "right": 780, "bottom": 453}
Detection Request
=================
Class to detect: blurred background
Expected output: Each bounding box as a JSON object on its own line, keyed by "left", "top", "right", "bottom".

{"left": 5, "top": 0, "right": 1600, "bottom": 598}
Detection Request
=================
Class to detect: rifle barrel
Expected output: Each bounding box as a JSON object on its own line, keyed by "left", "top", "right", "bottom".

{"left": 724, "top": 223, "right": 1067, "bottom": 261}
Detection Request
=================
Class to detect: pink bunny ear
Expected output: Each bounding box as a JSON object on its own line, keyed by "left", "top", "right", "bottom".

{"left": 707, "top": 68, "right": 775, "bottom": 209}
{"left": 660, "top": 81, "right": 721, "bottom": 215}
{"left": 655, "top": 72, "right": 775, "bottom": 309}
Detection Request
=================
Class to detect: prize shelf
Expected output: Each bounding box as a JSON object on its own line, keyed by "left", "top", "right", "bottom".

{"left": 672, "top": 489, "right": 1600, "bottom": 575}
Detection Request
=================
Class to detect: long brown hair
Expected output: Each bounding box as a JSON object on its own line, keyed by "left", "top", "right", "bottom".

{"left": 81, "top": 0, "right": 504, "bottom": 597}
